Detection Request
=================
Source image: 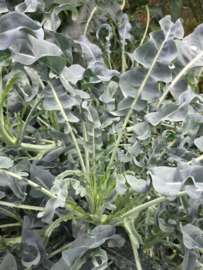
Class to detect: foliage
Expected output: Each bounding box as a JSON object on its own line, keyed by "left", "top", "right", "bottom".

{"left": 0, "top": 0, "right": 203, "bottom": 270}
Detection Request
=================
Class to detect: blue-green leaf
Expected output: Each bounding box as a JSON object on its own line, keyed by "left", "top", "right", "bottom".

{"left": 0, "top": 156, "right": 13, "bottom": 168}
{"left": 53, "top": 3, "right": 78, "bottom": 21}
{"left": 0, "top": 254, "right": 17, "bottom": 270}
{"left": 62, "top": 225, "right": 116, "bottom": 270}
{"left": 75, "top": 35, "right": 103, "bottom": 65}
{"left": 10, "top": 32, "right": 65, "bottom": 74}
{"left": 0, "top": 11, "right": 43, "bottom": 50}
{"left": 180, "top": 223, "right": 203, "bottom": 249}
{"left": 15, "top": 0, "right": 38, "bottom": 13}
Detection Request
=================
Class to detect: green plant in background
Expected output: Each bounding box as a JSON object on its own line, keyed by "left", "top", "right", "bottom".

{"left": 1, "top": 0, "right": 203, "bottom": 270}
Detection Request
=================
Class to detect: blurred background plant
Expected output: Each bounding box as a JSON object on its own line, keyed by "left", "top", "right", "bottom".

{"left": 6, "top": 0, "right": 200, "bottom": 72}
{"left": 37, "top": 0, "right": 203, "bottom": 73}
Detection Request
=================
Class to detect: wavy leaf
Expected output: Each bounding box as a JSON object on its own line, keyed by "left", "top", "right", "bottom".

{"left": 24, "top": 67, "right": 39, "bottom": 101}
{"left": 30, "top": 165, "right": 55, "bottom": 198}
{"left": 145, "top": 89, "right": 199, "bottom": 126}
{"left": 0, "top": 156, "right": 13, "bottom": 168}
{"left": 62, "top": 225, "right": 116, "bottom": 270}
{"left": 158, "top": 22, "right": 203, "bottom": 104}
{"left": 38, "top": 180, "right": 68, "bottom": 223}
{"left": 21, "top": 216, "right": 47, "bottom": 268}
{"left": 180, "top": 223, "right": 203, "bottom": 249}
{"left": 46, "top": 215, "right": 79, "bottom": 237}
{"left": 123, "top": 218, "right": 143, "bottom": 248}
{"left": 0, "top": 253, "right": 17, "bottom": 270}
{"left": 0, "top": 76, "right": 21, "bottom": 110}
{"left": 119, "top": 14, "right": 132, "bottom": 53}
{"left": 45, "top": 31, "right": 73, "bottom": 64}
{"left": 15, "top": 0, "right": 38, "bottom": 13}
{"left": 134, "top": 15, "right": 183, "bottom": 83}
{"left": 150, "top": 162, "right": 203, "bottom": 197}
{"left": 44, "top": 12, "right": 61, "bottom": 31}
{"left": 194, "top": 136, "right": 203, "bottom": 152}
{"left": 125, "top": 174, "right": 150, "bottom": 194}
{"left": 0, "top": 0, "right": 8, "bottom": 13}
{"left": 0, "top": 11, "right": 43, "bottom": 50}
{"left": 182, "top": 248, "right": 199, "bottom": 270}
{"left": 54, "top": 3, "right": 78, "bottom": 21}
{"left": 10, "top": 32, "right": 65, "bottom": 74}
{"left": 43, "top": 79, "right": 79, "bottom": 123}
{"left": 96, "top": 24, "right": 113, "bottom": 68}
{"left": 75, "top": 35, "right": 103, "bottom": 65}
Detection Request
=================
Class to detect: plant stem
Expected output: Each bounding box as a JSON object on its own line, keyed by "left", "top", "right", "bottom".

{"left": 0, "top": 222, "right": 21, "bottom": 229}
{"left": 20, "top": 142, "right": 56, "bottom": 152}
{"left": 108, "top": 52, "right": 112, "bottom": 70}
{"left": 24, "top": 136, "right": 55, "bottom": 144}
{"left": 0, "top": 67, "right": 16, "bottom": 145}
{"left": 79, "top": 106, "right": 89, "bottom": 172}
{"left": 156, "top": 51, "right": 203, "bottom": 108}
{"left": 0, "top": 170, "right": 84, "bottom": 218}
{"left": 47, "top": 242, "right": 72, "bottom": 259}
{"left": 49, "top": 82, "right": 87, "bottom": 176}
{"left": 159, "top": 138, "right": 179, "bottom": 159}
{"left": 92, "top": 128, "right": 96, "bottom": 194}
{"left": 37, "top": 116, "right": 50, "bottom": 128}
{"left": 24, "top": 242, "right": 72, "bottom": 270}
{"left": 187, "top": 153, "right": 203, "bottom": 165}
{"left": 0, "top": 206, "right": 18, "bottom": 220}
{"left": 49, "top": 111, "right": 60, "bottom": 131}
{"left": 139, "top": 5, "right": 150, "bottom": 47}
{"left": 41, "top": 17, "right": 46, "bottom": 25}
{"left": 40, "top": 6, "right": 55, "bottom": 26}
{"left": 68, "top": 122, "right": 87, "bottom": 174}
{"left": 0, "top": 201, "right": 45, "bottom": 211}
{"left": 123, "top": 191, "right": 187, "bottom": 220}
{"left": 122, "top": 40, "right": 126, "bottom": 74}
{"left": 121, "top": 0, "right": 126, "bottom": 10}
{"left": 84, "top": 5, "right": 98, "bottom": 37}
{"left": 161, "top": 122, "right": 175, "bottom": 128}
{"left": 15, "top": 98, "right": 44, "bottom": 146}
{"left": 108, "top": 31, "right": 171, "bottom": 166}
{"left": 129, "top": 235, "right": 143, "bottom": 270}
{"left": 0, "top": 68, "right": 56, "bottom": 153}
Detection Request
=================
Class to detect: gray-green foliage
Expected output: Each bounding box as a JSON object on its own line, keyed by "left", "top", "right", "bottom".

{"left": 0, "top": 1, "right": 203, "bottom": 270}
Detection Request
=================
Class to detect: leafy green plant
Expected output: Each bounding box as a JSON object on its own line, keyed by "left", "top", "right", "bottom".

{"left": 1, "top": 0, "right": 203, "bottom": 270}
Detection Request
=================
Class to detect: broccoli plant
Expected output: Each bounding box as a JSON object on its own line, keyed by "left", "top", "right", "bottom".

{"left": 0, "top": 1, "right": 203, "bottom": 270}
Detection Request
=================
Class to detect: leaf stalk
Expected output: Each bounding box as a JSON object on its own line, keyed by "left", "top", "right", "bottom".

{"left": 79, "top": 105, "right": 90, "bottom": 172}
{"left": 123, "top": 191, "right": 187, "bottom": 219}
{"left": 109, "top": 31, "right": 171, "bottom": 166}
{"left": 139, "top": 5, "right": 150, "bottom": 47}
{"left": 0, "top": 222, "right": 21, "bottom": 229}
{"left": 156, "top": 51, "right": 203, "bottom": 108}
{"left": 0, "top": 170, "right": 85, "bottom": 218}
{"left": 129, "top": 235, "right": 143, "bottom": 270}
{"left": 84, "top": 5, "right": 98, "bottom": 37}
{"left": 49, "top": 82, "right": 87, "bottom": 176}
{"left": 0, "top": 201, "right": 45, "bottom": 211}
